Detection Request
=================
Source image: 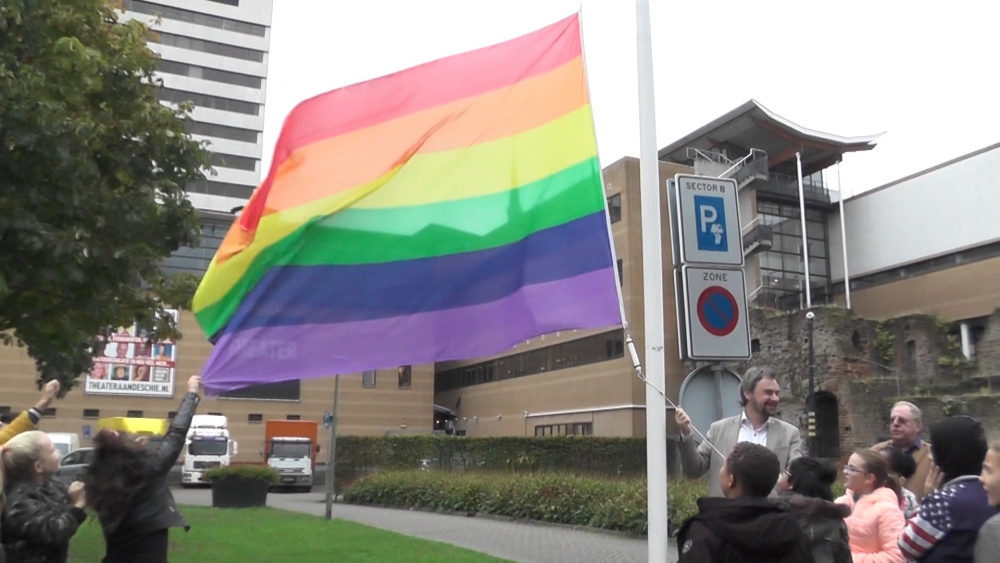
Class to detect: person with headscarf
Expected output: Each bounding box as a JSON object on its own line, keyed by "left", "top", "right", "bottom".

{"left": 899, "top": 416, "right": 994, "bottom": 562}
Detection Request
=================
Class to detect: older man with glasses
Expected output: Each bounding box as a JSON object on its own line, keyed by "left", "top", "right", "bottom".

{"left": 871, "top": 401, "right": 933, "bottom": 500}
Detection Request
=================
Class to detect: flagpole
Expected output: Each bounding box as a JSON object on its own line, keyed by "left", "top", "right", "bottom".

{"left": 636, "top": 1, "right": 669, "bottom": 561}
{"left": 836, "top": 161, "right": 852, "bottom": 309}
{"left": 579, "top": 7, "right": 630, "bottom": 337}
{"left": 796, "top": 152, "right": 812, "bottom": 308}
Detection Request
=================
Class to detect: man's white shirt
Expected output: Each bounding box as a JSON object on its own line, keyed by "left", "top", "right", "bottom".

{"left": 737, "top": 411, "right": 768, "bottom": 446}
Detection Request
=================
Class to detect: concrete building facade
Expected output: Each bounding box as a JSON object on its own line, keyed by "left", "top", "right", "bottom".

{"left": 829, "top": 142, "right": 1000, "bottom": 357}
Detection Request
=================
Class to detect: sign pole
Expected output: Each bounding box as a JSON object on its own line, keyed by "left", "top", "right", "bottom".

{"left": 635, "top": 1, "right": 668, "bottom": 561}
{"left": 324, "top": 374, "right": 340, "bottom": 520}
{"left": 807, "top": 313, "right": 816, "bottom": 457}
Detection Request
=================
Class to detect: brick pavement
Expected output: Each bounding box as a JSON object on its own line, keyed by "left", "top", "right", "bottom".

{"left": 171, "top": 488, "right": 677, "bottom": 562}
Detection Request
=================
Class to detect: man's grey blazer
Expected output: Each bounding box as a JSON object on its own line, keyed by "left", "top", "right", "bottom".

{"left": 678, "top": 414, "right": 802, "bottom": 498}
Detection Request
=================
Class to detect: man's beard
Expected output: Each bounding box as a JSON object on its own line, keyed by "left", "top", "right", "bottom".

{"left": 751, "top": 398, "right": 777, "bottom": 420}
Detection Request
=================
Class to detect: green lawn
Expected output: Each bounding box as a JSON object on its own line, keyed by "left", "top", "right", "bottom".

{"left": 69, "top": 506, "right": 512, "bottom": 562}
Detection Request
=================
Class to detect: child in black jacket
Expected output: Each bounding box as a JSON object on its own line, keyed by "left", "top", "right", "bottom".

{"left": 677, "top": 442, "right": 814, "bottom": 563}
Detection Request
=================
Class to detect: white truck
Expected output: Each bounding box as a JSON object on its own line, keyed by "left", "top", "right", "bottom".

{"left": 181, "top": 414, "right": 237, "bottom": 486}
{"left": 263, "top": 420, "right": 318, "bottom": 492}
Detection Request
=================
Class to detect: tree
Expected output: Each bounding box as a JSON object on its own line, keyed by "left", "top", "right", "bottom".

{"left": 0, "top": 0, "right": 212, "bottom": 392}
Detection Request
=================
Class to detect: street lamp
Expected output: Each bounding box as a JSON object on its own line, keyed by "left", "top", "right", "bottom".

{"left": 806, "top": 311, "right": 816, "bottom": 457}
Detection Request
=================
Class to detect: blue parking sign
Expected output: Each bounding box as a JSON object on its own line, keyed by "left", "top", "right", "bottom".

{"left": 694, "top": 195, "right": 727, "bottom": 252}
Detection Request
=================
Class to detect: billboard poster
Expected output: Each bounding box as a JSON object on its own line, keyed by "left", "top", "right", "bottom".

{"left": 84, "top": 310, "right": 178, "bottom": 397}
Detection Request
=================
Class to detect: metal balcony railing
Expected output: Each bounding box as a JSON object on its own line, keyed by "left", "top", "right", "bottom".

{"left": 756, "top": 173, "right": 840, "bottom": 206}
{"left": 730, "top": 149, "right": 769, "bottom": 189}
{"left": 741, "top": 217, "right": 774, "bottom": 255}
{"left": 685, "top": 147, "right": 735, "bottom": 166}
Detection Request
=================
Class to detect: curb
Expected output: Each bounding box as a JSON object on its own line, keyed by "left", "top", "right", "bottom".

{"left": 323, "top": 500, "right": 651, "bottom": 540}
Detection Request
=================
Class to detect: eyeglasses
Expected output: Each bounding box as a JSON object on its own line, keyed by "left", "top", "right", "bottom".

{"left": 842, "top": 465, "right": 864, "bottom": 475}
{"left": 782, "top": 469, "right": 791, "bottom": 478}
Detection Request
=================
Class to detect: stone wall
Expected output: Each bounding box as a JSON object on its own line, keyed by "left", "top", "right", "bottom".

{"left": 681, "top": 306, "right": 1000, "bottom": 465}
{"left": 976, "top": 309, "right": 1000, "bottom": 373}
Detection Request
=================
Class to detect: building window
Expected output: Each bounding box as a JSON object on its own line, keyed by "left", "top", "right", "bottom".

{"left": 126, "top": 410, "right": 143, "bottom": 418}
{"left": 83, "top": 409, "right": 100, "bottom": 419}
{"left": 218, "top": 379, "right": 301, "bottom": 402}
{"left": 42, "top": 408, "right": 57, "bottom": 418}
{"left": 185, "top": 179, "right": 255, "bottom": 200}
{"left": 124, "top": 0, "right": 265, "bottom": 37}
{"left": 362, "top": 370, "right": 376, "bottom": 388}
{"left": 753, "top": 200, "right": 832, "bottom": 311}
{"left": 248, "top": 414, "right": 263, "bottom": 423}
{"left": 851, "top": 331, "right": 864, "bottom": 351}
{"left": 905, "top": 340, "right": 918, "bottom": 372}
{"left": 750, "top": 339, "right": 761, "bottom": 353}
{"left": 149, "top": 31, "right": 264, "bottom": 62}
{"left": 207, "top": 412, "right": 223, "bottom": 416}
{"left": 435, "top": 329, "right": 626, "bottom": 392}
{"left": 158, "top": 60, "right": 263, "bottom": 89}
{"left": 607, "top": 193, "right": 622, "bottom": 223}
{"left": 186, "top": 120, "right": 260, "bottom": 144}
{"left": 534, "top": 422, "right": 593, "bottom": 437}
{"left": 156, "top": 87, "right": 260, "bottom": 116}
{"left": 0, "top": 406, "right": 9, "bottom": 416}
{"left": 398, "top": 366, "right": 412, "bottom": 388}
{"left": 167, "top": 411, "right": 177, "bottom": 420}
{"left": 616, "top": 259, "right": 623, "bottom": 286}
{"left": 210, "top": 153, "right": 258, "bottom": 172}
{"left": 161, "top": 217, "right": 233, "bottom": 277}
{"left": 286, "top": 415, "right": 301, "bottom": 421}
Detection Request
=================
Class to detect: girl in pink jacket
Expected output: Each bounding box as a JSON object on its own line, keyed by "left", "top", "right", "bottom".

{"left": 836, "top": 450, "right": 906, "bottom": 563}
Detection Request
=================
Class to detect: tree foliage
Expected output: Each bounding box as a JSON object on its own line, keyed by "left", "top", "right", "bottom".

{"left": 0, "top": 0, "right": 211, "bottom": 392}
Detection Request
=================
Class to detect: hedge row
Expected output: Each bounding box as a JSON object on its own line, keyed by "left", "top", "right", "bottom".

{"left": 342, "top": 470, "right": 707, "bottom": 536}
{"left": 333, "top": 435, "right": 649, "bottom": 490}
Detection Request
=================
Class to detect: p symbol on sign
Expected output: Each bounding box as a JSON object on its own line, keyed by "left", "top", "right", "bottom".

{"left": 693, "top": 195, "right": 728, "bottom": 252}
{"left": 700, "top": 206, "right": 717, "bottom": 233}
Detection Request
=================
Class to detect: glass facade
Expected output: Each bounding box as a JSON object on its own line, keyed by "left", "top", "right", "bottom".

{"left": 755, "top": 200, "right": 831, "bottom": 310}
{"left": 161, "top": 214, "right": 232, "bottom": 276}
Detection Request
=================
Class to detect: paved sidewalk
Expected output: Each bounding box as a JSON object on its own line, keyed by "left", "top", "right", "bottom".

{"left": 171, "top": 488, "right": 676, "bottom": 563}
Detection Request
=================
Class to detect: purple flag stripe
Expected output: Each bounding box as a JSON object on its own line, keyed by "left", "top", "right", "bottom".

{"left": 201, "top": 268, "right": 621, "bottom": 395}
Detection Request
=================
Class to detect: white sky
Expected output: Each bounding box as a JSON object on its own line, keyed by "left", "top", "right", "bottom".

{"left": 261, "top": 1, "right": 1000, "bottom": 197}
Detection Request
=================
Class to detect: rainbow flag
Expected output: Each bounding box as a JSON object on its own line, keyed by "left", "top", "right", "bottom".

{"left": 193, "top": 14, "right": 621, "bottom": 394}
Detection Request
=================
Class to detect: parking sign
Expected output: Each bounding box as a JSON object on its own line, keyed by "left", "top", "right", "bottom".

{"left": 674, "top": 175, "right": 742, "bottom": 266}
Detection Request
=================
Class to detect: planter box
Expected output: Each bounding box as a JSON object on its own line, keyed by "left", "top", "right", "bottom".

{"left": 211, "top": 476, "right": 269, "bottom": 508}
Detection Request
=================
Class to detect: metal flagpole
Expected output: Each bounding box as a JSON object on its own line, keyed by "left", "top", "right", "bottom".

{"left": 795, "top": 152, "right": 812, "bottom": 308}
{"left": 836, "top": 161, "right": 851, "bottom": 309}
{"left": 324, "top": 374, "right": 340, "bottom": 520}
{"left": 635, "top": 2, "right": 668, "bottom": 561}
{"left": 587, "top": 0, "right": 726, "bottom": 480}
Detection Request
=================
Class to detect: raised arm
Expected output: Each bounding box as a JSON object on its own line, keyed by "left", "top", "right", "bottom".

{"left": 0, "top": 380, "right": 60, "bottom": 445}
{"left": 150, "top": 376, "right": 202, "bottom": 476}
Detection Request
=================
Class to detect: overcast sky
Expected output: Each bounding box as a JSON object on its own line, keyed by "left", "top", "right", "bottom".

{"left": 260, "top": 1, "right": 999, "bottom": 198}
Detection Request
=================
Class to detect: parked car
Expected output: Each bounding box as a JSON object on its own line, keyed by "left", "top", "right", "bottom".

{"left": 55, "top": 447, "right": 94, "bottom": 485}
